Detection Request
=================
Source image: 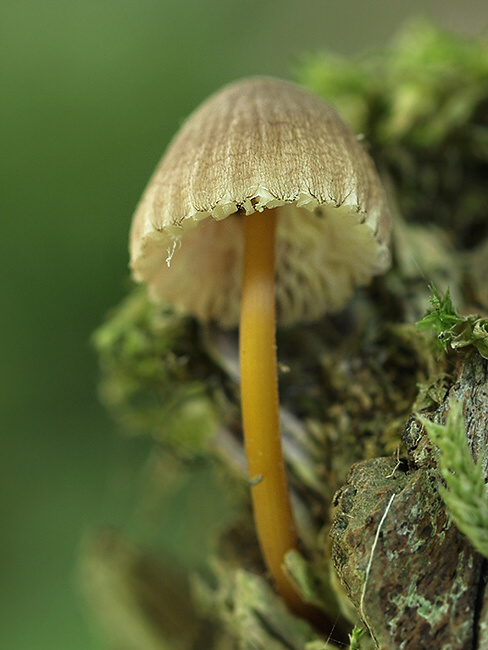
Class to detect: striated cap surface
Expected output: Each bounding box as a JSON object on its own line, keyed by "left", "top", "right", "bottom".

{"left": 130, "top": 77, "right": 391, "bottom": 327}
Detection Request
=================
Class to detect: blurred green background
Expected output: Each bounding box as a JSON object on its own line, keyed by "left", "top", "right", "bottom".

{"left": 1, "top": 1, "right": 487, "bottom": 648}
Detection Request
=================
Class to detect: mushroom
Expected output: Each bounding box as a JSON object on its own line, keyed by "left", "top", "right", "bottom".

{"left": 129, "top": 77, "right": 391, "bottom": 614}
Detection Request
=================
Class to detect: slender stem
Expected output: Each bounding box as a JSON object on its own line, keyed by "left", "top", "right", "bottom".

{"left": 239, "top": 209, "right": 301, "bottom": 610}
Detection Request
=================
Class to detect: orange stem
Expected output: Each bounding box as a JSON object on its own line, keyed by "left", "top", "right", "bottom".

{"left": 239, "top": 209, "right": 302, "bottom": 611}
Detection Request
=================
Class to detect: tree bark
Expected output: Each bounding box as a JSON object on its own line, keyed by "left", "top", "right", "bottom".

{"left": 330, "top": 352, "right": 488, "bottom": 649}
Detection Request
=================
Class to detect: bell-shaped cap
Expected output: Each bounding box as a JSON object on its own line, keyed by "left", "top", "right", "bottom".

{"left": 130, "top": 77, "right": 391, "bottom": 327}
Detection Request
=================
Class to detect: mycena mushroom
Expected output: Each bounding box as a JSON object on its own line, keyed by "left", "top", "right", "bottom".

{"left": 129, "top": 77, "right": 391, "bottom": 613}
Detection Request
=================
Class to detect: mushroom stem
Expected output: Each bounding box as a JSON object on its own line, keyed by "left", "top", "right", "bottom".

{"left": 239, "top": 209, "right": 301, "bottom": 610}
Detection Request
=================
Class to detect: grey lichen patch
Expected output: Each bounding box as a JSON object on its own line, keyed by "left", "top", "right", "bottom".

{"left": 389, "top": 582, "right": 451, "bottom": 631}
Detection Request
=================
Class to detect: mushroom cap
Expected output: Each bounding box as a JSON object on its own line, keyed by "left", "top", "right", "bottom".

{"left": 130, "top": 77, "right": 391, "bottom": 327}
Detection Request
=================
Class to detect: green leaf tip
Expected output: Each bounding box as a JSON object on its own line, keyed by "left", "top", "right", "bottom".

{"left": 349, "top": 626, "right": 367, "bottom": 650}
{"left": 417, "top": 285, "right": 488, "bottom": 360}
{"left": 416, "top": 285, "right": 461, "bottom": 333}
{"left": 418, "top": 399, "right": 488, "bottom": 559}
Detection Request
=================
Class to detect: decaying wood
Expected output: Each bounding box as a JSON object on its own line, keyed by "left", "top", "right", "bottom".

{"left": 330, "top": 352, "right": 488, "bottom": 649}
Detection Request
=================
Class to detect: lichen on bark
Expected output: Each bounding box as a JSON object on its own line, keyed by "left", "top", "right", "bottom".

{"left": 330, "top": 353, "right": 488, "bottom": 648}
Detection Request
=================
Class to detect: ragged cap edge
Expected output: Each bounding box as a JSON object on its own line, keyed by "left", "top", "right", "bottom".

{"left": 131, "top": 183, "right": 388, "bottom": 272}
{"left": 130, "top": 187, "right": 390, "bottom": 328}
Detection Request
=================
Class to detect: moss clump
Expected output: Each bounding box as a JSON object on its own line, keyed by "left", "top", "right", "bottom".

{"left": 417, "top": 285, "right": 488, "bottom": 359}
{"left": 300, "top": 20, "right": 488, "bottom": 248}
{"left": 93, "top": 289, "right": 227, "bottom": 456}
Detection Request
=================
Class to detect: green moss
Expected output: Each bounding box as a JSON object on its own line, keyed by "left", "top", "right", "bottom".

{"left": 300, "top": 20, "right": 488, "bottom": 147}
{"left": 193, "top": 564, "right": 328, "bottom": 650}
{"left": 419, "top": 399, "right": 488, "bottom": 559}
{"left": 417, "top": 286, "right": 488, "bottom": 360}
{"left": 93, "top": 289, "right": 225, "bottom": 456}
{"left": 299, "top": 21, "right": 488, "bottom": 248}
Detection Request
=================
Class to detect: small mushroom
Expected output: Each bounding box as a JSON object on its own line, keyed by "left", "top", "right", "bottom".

{"left": 130, "top": 77, "right": 391, "bottom": 614}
